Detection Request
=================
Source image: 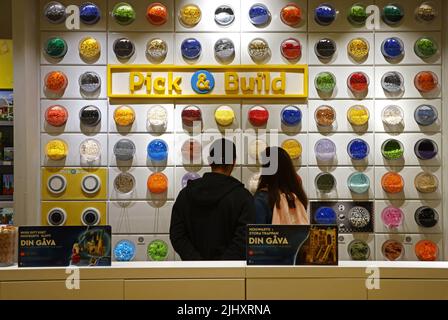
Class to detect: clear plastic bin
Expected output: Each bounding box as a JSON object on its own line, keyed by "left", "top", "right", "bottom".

{"left": 0, "top": 225, "right": 16, "bottom": 267}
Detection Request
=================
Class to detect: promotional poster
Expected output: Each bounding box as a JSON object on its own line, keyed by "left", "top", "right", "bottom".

{"left": 247, "top": 225, "right": 338, "bottom": 266}
{"left": 18, "top": 226, "right": 111, "bottom": 267}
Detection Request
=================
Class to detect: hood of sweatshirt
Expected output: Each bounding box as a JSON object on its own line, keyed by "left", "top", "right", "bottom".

{"left": 185, "top": 172, "right": 244, "bottom": 207}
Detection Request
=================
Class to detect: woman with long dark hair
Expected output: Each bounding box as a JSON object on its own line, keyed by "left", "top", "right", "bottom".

{"left": 254, "top": 147, "right": 309, "bottom": 224}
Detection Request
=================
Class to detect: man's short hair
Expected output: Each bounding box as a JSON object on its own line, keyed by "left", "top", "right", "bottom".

{"left": 208, "top": 138, "right": 237, "bottom": 169}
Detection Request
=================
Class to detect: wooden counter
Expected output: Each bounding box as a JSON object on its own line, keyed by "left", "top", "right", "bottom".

{"left": 1, "top": 261, "right": 448, "bottom": 300}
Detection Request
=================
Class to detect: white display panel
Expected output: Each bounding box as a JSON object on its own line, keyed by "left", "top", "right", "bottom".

{"left": 175, "top": 0, "right": 241, "bottom": 32}
{"left": 108, "top": 32, "right": 175, "bottom": 65}
{"left": 374, "top": 234, "right": 443, "bottom": 261}
{"left": 308, "top": 32, "right": 374, "bottom": 66}
{"left": 38, "top": 0, "right": 445, "bottom": 261}
{"left": 308, "top": 166, "right": 375, "bottom": 200}
{"left": 338, "top": 233, "right": 375, "bottom": 261}
{"left": 112, "top": 234, "right": 176, "bottom": 261}
{"left": 240, "top": 0, "right": 307, "bottom": 32}
{"left": 375, "top": 200, "right": 443, "bottom": 234}
{"left": 307, "top": 0, "right": 374, "bottom": 32}
{"left": 373, "top": 65, "right": 442, "bottom": 99}
{"left": 374, "top": 32, "right": 442, "bottom": 66}
{"left": 41, "top": 32, "right": 108, "bottom": 65}
{"left": 174, "top": 102, "right": 242, "bottom": 133}
{"left": 241, "top": 133, "right": 308, "bottom": 167}
{"left": 41, "top": 100, "right": 108, "bottom": 134}
{"left": 109, "top": 103, "right": 175, "bottom": 133}
{"left": 174, "top": 132, "right": 243, "bottom": 165}
{"left": 375, "top": 0, "right": 442, "bottom": 32}
{"left": 240, "top": 32, "right": 308, "bottom": 65}
{"left": 308, "top": 100, "right": 374, "bottom": 133}
{"left": 374, "top": 99, "right": 442, "bottom": 133}
{"left": 175, "top": 33, "right": 241, "bottom": 65}
{"left": 108, "top": 201, "right": 173, "bottom": 234}
{"left": 240, "top": 166, "right": 262, "bottom": 194}
{"left": 241, "top": 103, "right": 308, "bottom": 134}
{"left": 308, "top": 133, "right": 375, "bottom": 166}
{"left": 39, "top": 0, "right": 108, "bottom": 31}
{"left": 308, "top": 66, "right": 374, "bottom": 99}
{"left": 374, "top": 166, "right": 442, "bottom": 200}
{"left": 374, "top": 133, "right": 442, "bottom": 167}
{"left": 41, "top": 65, "right": 108, "bottom": 99}
{"left": 241, "top": 166, "right": 308, "bottom": 195}
{"left": 108, "top": 0, "right": 175, "bottom": 32}
{"left": 41, "top": 133, "right": 108, "bottom": 167}
{"left": 109, "top": 167, "right": 175, "bottom": 200}
{"left": 108, "top": 133, "right": 176, "bottom": 167}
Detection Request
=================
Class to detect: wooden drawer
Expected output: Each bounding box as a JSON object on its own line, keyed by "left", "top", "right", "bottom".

{"left": 247, "top": 278, "right": 367, "bottom": 300}
{"left": 1, "top": 280, "right": 124, "bottom": 300}
{"left": 125, "top": 279, "right": 245, "bottom": 300}
{"left": 368, "top": 280, "right": 448, "bottom": 300}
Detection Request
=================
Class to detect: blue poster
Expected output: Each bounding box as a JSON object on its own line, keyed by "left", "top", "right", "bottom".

{"left": 19, "top": 226, "right": 112, "bottom": 267}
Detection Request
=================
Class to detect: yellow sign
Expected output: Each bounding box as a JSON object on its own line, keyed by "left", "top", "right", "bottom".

{"left": 0, "top": 40, "right": 13, "bottom": 89}
{"left": 41, "top": 201, "right": 107, "bottom": 226}
{"left": 41, "top": 167, "right": 107, "bottom": 201}
{"left": 108, "top": 65, "right": 308, "bottom": 99}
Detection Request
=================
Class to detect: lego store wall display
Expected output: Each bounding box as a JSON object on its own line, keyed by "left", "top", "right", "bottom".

{"left": 38, "top": 0, "right": 443, "bottom": 263}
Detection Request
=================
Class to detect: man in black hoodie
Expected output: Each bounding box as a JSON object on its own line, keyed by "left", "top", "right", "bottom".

{"left": 170, "top": 138, "right": 256, "bottom": 260}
